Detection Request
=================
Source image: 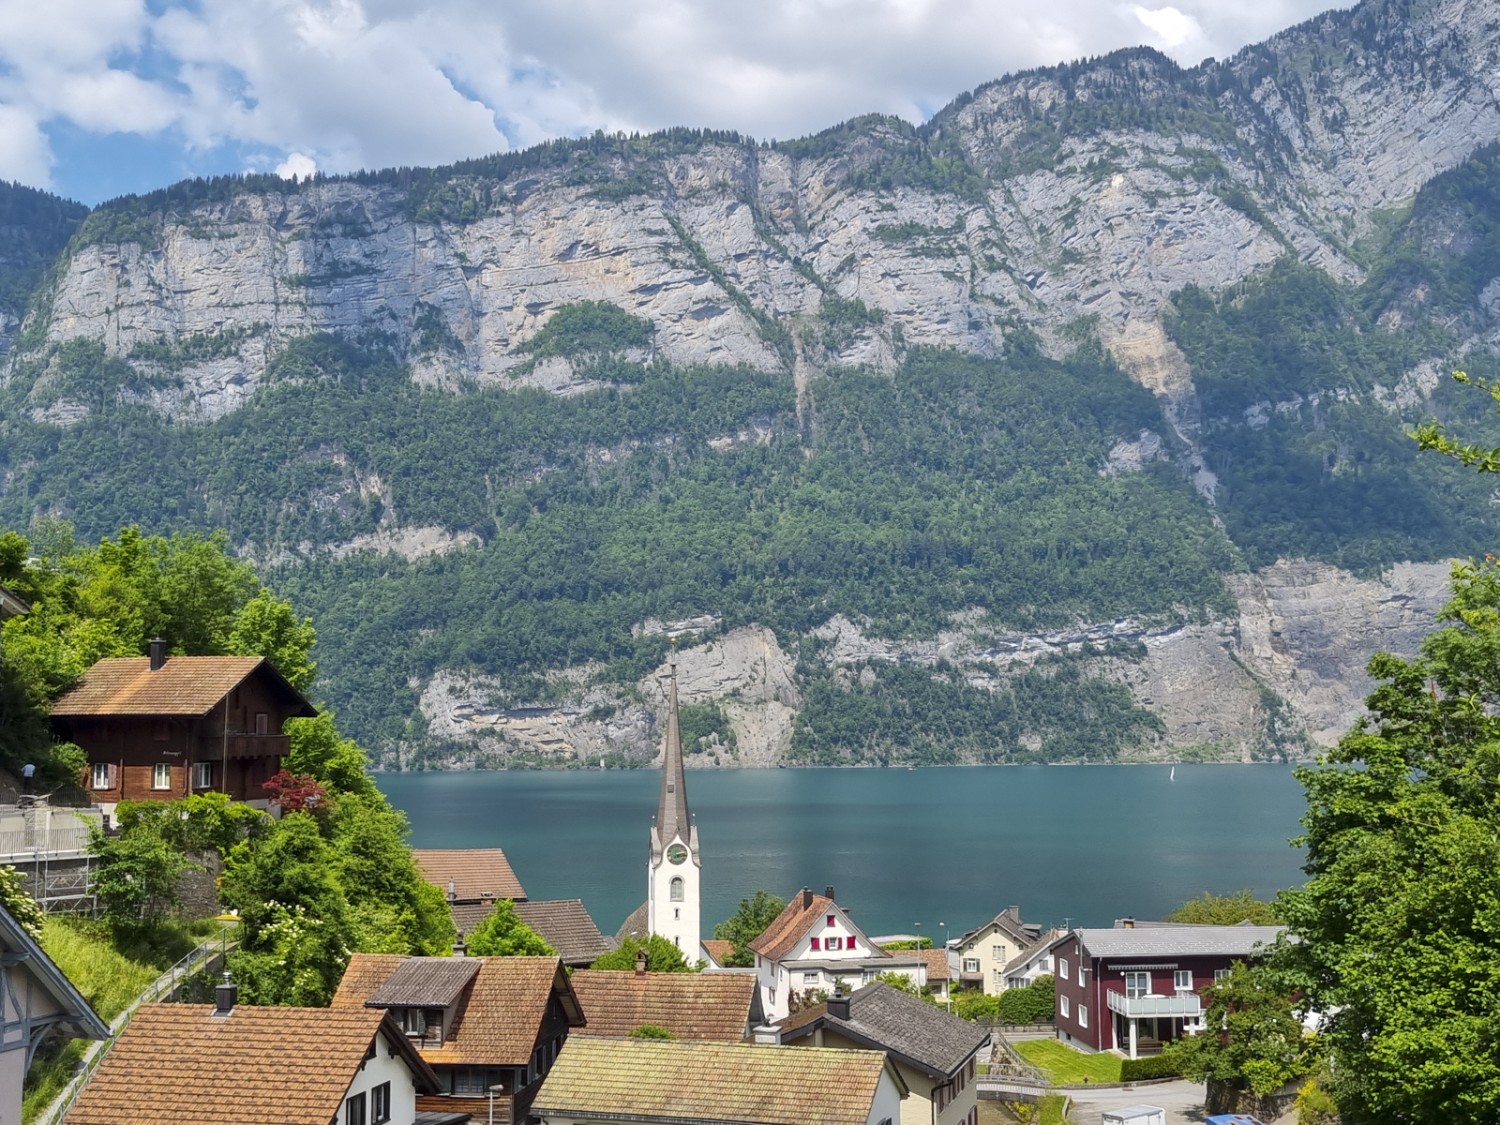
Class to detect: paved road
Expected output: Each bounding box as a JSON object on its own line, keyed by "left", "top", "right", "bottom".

{"left": 1059, "top": 1080, "right": 1208, "bottom": 1124}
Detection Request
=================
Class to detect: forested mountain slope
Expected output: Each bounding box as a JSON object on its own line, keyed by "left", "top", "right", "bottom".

{"left": 3, "top": 0, "right": 1500, "bottom": 767}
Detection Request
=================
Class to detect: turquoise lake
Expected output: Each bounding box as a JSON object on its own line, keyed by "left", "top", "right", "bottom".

{"left": 376, "top": 764, "right": 1306, "bottom": 940}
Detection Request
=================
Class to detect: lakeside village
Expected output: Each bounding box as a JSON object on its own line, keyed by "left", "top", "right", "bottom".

{"left": 2, "top": 586, "right": 1291, "bottom": 1125}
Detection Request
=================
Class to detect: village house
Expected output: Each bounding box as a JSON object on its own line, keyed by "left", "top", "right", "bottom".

{"left": 49, "top": 642, "right": 316, "bottom": 818}
{"left": 412, "top": 847, "right": 528, "bottom": 934}
{"left": 750, "top": 887, "right": 926, "bottom": 1021}
{"left": 951, "top": 905, "right": 1042, "bottom": 995}
{"left": 2, "top": 904, "right": 107, "bottom": 1125}
{"left": 777, "top": 982, "right": 989, "bottom": 1125}
{"left": 332, "top": 952, "right": 584, "bottom": 1123}
{"left": 1050, "top": 920, "right": 1287, "bottom": 1058}
{"left": 61, "top": 984, "right": 439, "bottom": 1125}
{"left": 532, "top": 1036, "right": 908, "bottom": 1125}
{"left": 513, "top": 900, "right": 615, "bottom": 967}
{"left": 570, "top": 962, "right": 763, "bottom": 1041}
{"left": 909, "top": 946, "right": 953, "bottom": 1003}
{"left": 1002, "top": 927, "right": 1063, "bottom": 990}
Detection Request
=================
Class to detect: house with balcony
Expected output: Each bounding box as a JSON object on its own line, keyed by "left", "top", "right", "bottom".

{"left": 332, "top": 953, "right": 584, "bottom": 1123}
{"left": 49, "top": 641, "right": 316, "bottom": 818}
{"left": 1050, "top": 921, "right": 1286, "bottom": 1058}
{"left": 950, "top": 905, "right": 1042, "bottom": 995}
{"left": 749, "top": 887, "right": 926, "bottom": 1021}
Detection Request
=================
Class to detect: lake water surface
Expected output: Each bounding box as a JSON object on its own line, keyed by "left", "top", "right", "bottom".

{"left": 377, "top": 764, "right": 1306, "bottom": 939}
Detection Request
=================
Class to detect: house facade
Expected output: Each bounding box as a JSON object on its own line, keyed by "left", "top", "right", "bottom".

{"left": 750, "top": 888, "right": 925, "bottom": 1021}
{"left": 1051, "top": 922, "right": 1286, "bottom": 1058}
{"left": 50, "top": 645, "right": 316, "bottom": 818}
{"left": 778, "top": 982, "right": 989, "bottom": 1125}
{"left": 1, "top": 904, "right": 107, "bottom": 1125}
{"left": 333, "top": 953, "right": 584, "bottom": 1123}
{"left": 62, "top": 997, "right": 437, "bottom": 1125}
{"left": 1002, "top": 926, "right": 1062, "bottom": 990}
{"left": 534, "top": 1036, "right": 907, "bottom": 1125}
{"left": 951, "top": 905, "right": 1041, "bottom": 995}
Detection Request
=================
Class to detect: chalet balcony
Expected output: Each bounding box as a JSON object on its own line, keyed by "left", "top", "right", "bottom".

{"left": 1105, "top": 990, "right": 1202, "bottom": 1019}
{"left": 199, "top": 734, "right": 291, "bottom": 761}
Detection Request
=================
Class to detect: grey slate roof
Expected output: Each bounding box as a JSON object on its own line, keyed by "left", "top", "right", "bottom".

{"left": 515, "top": 899, "right": 614, "bottom": 965}
{"left": 778, "top": 982, "right": 989, "bottom": 1080}
{"left": 1075, "top": 924, "right": 1286, "bottom": 960}
{"left": 616, "top": 900, "right": 649, "bottom": 944}
{"left": 365, "top": 956, "right": 480, "bottom": 1007}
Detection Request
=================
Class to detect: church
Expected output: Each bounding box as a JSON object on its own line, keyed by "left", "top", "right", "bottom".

{"left": 616, "top": 654, "right": 704, "bottom": 960}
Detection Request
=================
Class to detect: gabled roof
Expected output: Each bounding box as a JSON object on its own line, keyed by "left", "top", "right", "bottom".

{"left": 533, "top": 1037, "right": 903, "bottom": 1125}
{"left": 778, "top": 982, "right": 989, "bottom": 1080}
{"left": 749, "top": 889, "right": 885, "bottom": 962}
{"left": 909, "top": 946, "right": 950, "bottom": 981}
{"left": 412, "top": 848, "right": 526, "bottom": 903}
{"left": 0, "top": 581, "right": 29, "bottom": 618}
{"left": 1072, "top": 924, "right": 1286, "bottom": 960}
{"left": 514, "top": 899, "right": 613, "bottom": 965}
{"left": 332, "top": 953, "right": 583, "bottom": 1066}
{"left": 700, "top": 939, "right": 735, "bottom": 967}
{"left": 570, "top": 970, "right": 760, "bottom": 1041}
{"left": 366, "top": 957, "right": 481, "bottom": 1008}
{"left": 62, "top": 1004, "right": 436, "bottom": 1125}
{"left": 958, "top": 905, "right": 1038, "bottom": 948}
{"left": 50, "top": 656, "right": 316, "bottom": 718}
{"left": 0, "top": 903, "right": 108, "bottom": 1044}
{"left": 1004, "top": 927, "right": 1064, "bottom": 974}
{"left": 615, "top": 900, "right": 649, "bottom": 944}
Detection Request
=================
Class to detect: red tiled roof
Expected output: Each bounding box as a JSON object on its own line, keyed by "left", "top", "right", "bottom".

{"left": 701, "top": 939, "right": 735, "bottom": 967}
{"left": 332, "top": 954, "right": 582, "bottom": 1066}
{"left": 412, "top": 848, "right": 526, "bottom": 902}
{"left": 50, "top": 656, "right": 315, "bottom": 717}
{"left": 570, "top": 970, "right": 757, "bottom": 1041}
{"left": 750, "top": 892, "right": 836, "bottom": 960}
{"left": 63, "top": 1004, "right": 433, "bottom": 1125}
{"left": 909, "top": 946, "right": 950, "bottom": 981}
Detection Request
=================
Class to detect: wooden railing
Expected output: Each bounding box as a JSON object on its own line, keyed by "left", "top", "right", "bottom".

{"left": 199, "top": 734, "right": 291, "bottom": 760}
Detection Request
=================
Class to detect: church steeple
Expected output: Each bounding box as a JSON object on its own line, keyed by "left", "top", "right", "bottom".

{"left": 654, "top": 653, "right": 690, "bottom": 854}
{"left": 647, "top": 643, "right": 701, "bottom": 958}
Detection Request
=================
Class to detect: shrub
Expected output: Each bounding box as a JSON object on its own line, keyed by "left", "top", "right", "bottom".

{"left": 1121, "top": 1054, "right": 1183, "bottom": 1081}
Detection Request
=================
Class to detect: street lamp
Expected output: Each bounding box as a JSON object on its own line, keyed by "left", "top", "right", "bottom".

{"left": 939, "top": 920, "right": 951, "bottom": 1011}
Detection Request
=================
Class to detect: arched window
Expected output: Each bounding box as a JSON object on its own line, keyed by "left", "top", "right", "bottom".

{"left": 670, "top": 876, "right": 684, "bottom": 902}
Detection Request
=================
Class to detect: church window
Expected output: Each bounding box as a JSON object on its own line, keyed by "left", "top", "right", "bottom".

{"left": 670, "top": 876, "right": 684, "bottom": 902}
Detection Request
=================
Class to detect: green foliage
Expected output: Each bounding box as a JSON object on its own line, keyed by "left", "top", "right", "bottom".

{"left": 999, "top": 975, "right": 1055, "bottom": 1024}
{"left": 0, "top": 864, "right": 43, "bottom": 939}
{"left": 284, "top": 713, "right": 377, "bottom": 798}
{"left": 465, "top": 899, "right": 555, "bottom": 957}
{"left": 0, "top": 181, "right": 86, "bottom": 319}
{"left": 520, "top": 301, "right": 654, "bottom": 360}
{"left": 1012, "top": 1037, "right": 1123, "bottom": 1084}
{"left": 1120, "top": 1053, "right": 1184, "bottom": 1081}
{"left": 1160, "top": 963, "right": 1312, "bottom": 1097}
{"left": 873, "top": 970, "right": 919, "bottom": 995}
{"left": 877, "top": 937, "right": 932, "bottom": 950}
{"left": 89, "top": 820, "right": 190, "bottom": 941}
{"left": 1167, "top": 890, "right": 1280, "bottom": 925}
{"left": 591, "top": 933, "right": 698, "bottom": 973}
{"left": 952, "top": 991, "right": 1001, "bottom": 1023}
{"left": 677, "top": 703, "right": 735, "bottom": 756}
{"left": 628, "top": 1023, "right": 675, "bottom": 1039}
{"left": 712, "top": 890, "right": 784, "bottom": 967}
{"left": 1273, "top": 557, "right": 1500, "bottom": 1122}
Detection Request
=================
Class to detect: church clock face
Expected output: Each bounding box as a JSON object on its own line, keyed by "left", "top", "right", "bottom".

{"left": 666, "top": 843, "right": 689, "bottom": 865}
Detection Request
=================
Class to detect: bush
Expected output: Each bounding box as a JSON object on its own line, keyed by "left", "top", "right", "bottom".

{"left": 999, "top": 974, "right": 1055, "bottom": 1024}
{"left": 1121, "top": 1054, "right": 1183, "bottom": 1081}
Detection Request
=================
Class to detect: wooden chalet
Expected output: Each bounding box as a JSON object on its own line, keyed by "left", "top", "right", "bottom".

{"left": 50, "top": 640, "right": 316, "bottom": 814}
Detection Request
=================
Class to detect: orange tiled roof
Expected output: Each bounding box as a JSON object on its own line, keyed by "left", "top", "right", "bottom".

{"left": 50, "top": 656, "right": 314, "bottom": 717}
{"left": 62, "top": 1004, "right": 433, "bottom": 1125}
{"left": 701, "top": 939, "right": 735, "bottom": 966}
{"left": 412, "top": 848, "right": 527, "bottom": 902}
{"left": 534, "top": 1037, "right": 895, "bottom": 1125}
{"left": 750, "top": 891, "right": 837, "bottom": 960}
{"left": 332, "top": 953, "right": 582, "bottom": 1066}
{"left": 910, "top": 946, "right": 950, "bottom": 980}
{"left": 570, "top": 970, "right": 757, "bottom": 1041}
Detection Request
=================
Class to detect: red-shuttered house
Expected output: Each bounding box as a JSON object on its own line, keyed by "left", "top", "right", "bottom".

{"left": 1050, "top": 921, "right": 1285, "bottom": 1058}
{"left": 50, "top": 640, "right": 316, "bottom": 817}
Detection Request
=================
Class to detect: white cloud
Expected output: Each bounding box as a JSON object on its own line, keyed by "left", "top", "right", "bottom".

{"left": 275, "top": 151, "right": 318, "bottom": 179}
{"left": 0, "top": 103, "right": 52, "bottom": 186}
{"left": 1133, "top": 6, "right": 1203, "bottom": 50}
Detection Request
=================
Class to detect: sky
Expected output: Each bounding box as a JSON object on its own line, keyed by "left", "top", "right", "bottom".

{"left": 0, "top": 0, "right": 1348, "bottom": 207}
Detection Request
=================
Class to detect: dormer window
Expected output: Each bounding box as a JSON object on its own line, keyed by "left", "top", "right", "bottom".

{"left": 395, "top": 1007, "right": 444, "bottom": 1043}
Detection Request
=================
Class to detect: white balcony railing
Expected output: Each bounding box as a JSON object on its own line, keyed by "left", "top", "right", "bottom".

{"left": 1105, "top": 990, "right": 1202, "bottom": 1019}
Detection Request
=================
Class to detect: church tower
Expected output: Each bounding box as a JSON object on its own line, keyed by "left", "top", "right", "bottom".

{"left": 647, "top": 654, "right": 700, "bottom": 958}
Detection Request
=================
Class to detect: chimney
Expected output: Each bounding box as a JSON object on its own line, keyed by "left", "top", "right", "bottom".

{"left": 148, "top": 637, "right": 167, "bottom": 672}
{"left": 802, "top": 888, "right": 812, "bottom": 909}
{"left": 212, "top": 971, "right": 237, "bottom": 1017}
{"left": 827, "top": 991, "right": 851, "bottom": 1020}
{"left": 1121, "top": 917, "right": 1135, "bottom": 929}
{"left": 453, "top": 938, "right": 467, "bottom": 957}
{"left": 634, "top": 947, "right": 648, "bottom": 976}
{"left": 751, "top": 1023, "right": 781, "bottom": 1045}
{"left": 447, "top": 878, "right": 456, "bottom": 903}
{"left": 825, "top": 885, "right": 835, "bottom": 902}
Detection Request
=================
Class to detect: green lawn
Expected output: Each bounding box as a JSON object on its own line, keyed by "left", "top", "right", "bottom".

{"left": 1013, "top": 1038, "right": 1124, "bottom": 1085}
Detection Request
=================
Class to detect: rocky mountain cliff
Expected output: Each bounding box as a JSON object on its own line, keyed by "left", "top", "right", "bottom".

{"left": 4, "top": 0, "right": 1500, "bottom": 767}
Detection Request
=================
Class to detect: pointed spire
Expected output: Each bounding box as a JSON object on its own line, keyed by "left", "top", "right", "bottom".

{"left": 656, "top": 642, "right": 690, "bottom": 848}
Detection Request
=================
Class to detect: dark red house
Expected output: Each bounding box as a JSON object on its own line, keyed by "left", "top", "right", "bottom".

{"left": 1049, "top": 921, "right": 1285, "bottom": 1058}
{"left": 50, "top": 641, "right": 316, "bottom": 815}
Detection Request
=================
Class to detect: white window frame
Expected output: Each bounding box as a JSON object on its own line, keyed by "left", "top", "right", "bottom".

{"left": 1214, "top": 968, "right": 1231, "bottom": 982}
{"left": 803, "top": 971, "right": 819, "bottom": 985}
{"left": 1124, "top": 971, "right": 1150, "bottom": 998}
{"left": 670, "top": 876, "right": 684, "bottom": 902}
{"left": 1175, "top": 969, "right": 1193, "bottom": 992}
{"left": 371, "top": 1082, "right": 391, "bottom": 1125}
{"left": 1078, "top": 1003, "right": 1088, "bottom": 1028}
{"left": 193, "top": 761, "right": 213, "bottom": 789}
{"left": 1060, "top": 995, "right": 1070, "bottom": 1018}
{"left": 1058, "top": 956, "right": 1069, "bottom": 981}
{"left": 90, "top": 762, "right": 112, "bottom": 790}
{"left": 151, "top": 762, "right": 172, "bottom": 790}
{"left": 963, "top": 957, "right": 979, "bottom": 973}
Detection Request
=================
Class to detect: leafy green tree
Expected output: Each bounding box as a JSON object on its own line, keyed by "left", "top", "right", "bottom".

{"left": 89, "top": 825, "right": 189, "bottom": 941}
{"left": 284, "top": 713, "right": 378, "bottom": 799}
{"left": 1274, "top": 557, "right": 1500, "bottom": 1123}
{"left": 712, "top": 890, "right": 784, "bottom": 967}
{"left": 873, "top": 971, "right": 919, "bottom": 995}
{"left": 229, "top": 589, "right": 317, "bottom": 692}
{"left": 0, "top": 864, "right": 43, "bottom": 940}
{"left": 466, "top": 900, "right": 555, "bottom": 957}
{"left": 952, "top": 991, "right": 1002, "bottom": 1023}
{"left": 591, "top": 934, "right": 697, "bottom": 972}
{"left": 1167, "top": 890, "right": 1280, "bottom": 926}
{"left": 998, "top": 974, "right": 1054, "bottom": 1024}
{"left": 1161, "top": 963, "right": 1311, "bottom": 1105}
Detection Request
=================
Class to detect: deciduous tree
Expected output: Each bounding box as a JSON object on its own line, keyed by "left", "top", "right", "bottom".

{"left": 1167, "top": 890, "right": 1279, "bottom": 926}
{"left": 712, "top": 889, "right": 784, "bottom": 967}
{"left": 466, "top": 900, "right": 555, "bottom": 957}
{"left": 591, "top": 933, "right": 696, "bottom": 972}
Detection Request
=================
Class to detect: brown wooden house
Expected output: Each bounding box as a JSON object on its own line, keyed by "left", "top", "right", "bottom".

{"left": 50, "top": 640, "right": 316, "bottom": 814}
